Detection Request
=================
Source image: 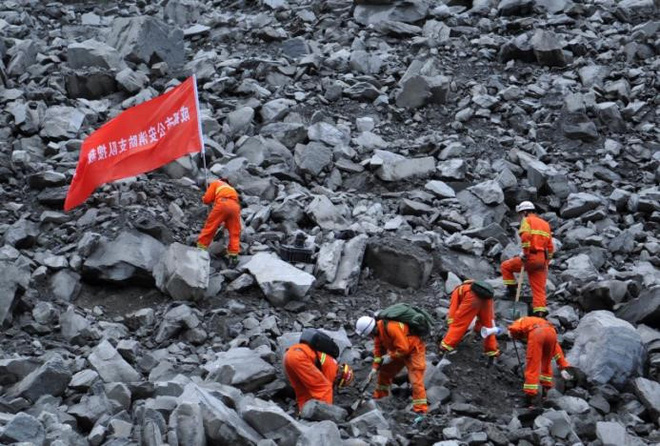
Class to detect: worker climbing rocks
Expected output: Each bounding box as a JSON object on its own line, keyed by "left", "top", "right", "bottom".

{"left": 438, "top": 280, "right": 500, "bottom": 362}
{"left": 501, "top": 201, "right": 554, "bottom": 317}
{"left": 508, "top": 316, "right": 572, "bottom": 406}
{"left": 283, "top": 341, "right": 354, "bottom": 412}
{"left": 355, "top": 315, "right": 428, "bottom": 414}
{"left": 197, "top": 177, "right": 241, "bottom": 266}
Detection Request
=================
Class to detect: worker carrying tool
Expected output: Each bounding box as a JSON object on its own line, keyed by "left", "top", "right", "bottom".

{"left": 355, "top": 314, "right": 428, "bottom": 414}
{"left": 507, "top": 316, "right": 572, "bottom": 406}
{"left": 501, "top": 201, "right": 555, "bottom": 317}
{"left": 438, "top": 280, "right": 500, "bottom": 362}
{"left": 197, "top": 177, "right": 241, "bottom": 266}
{"left": 283, "top": 328, "right": 354, "bottom": 412}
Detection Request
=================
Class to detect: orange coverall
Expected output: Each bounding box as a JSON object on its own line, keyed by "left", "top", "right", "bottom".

{"left": 501, "top": 213, "right": 554, "bottom": 314}
{"left": 197, "top": 180, "right": 241, "bottom": 254}
{"left": 372, "top": 320, "right": 427, "bottom": 413}
{"left": 283, "top": 343, "right": 338, "bottom": 411}
{"left": 508, "top": 317, "right": 570, "bottom": 396}
{"left": 440, "top": 282, "right": 500, "bottom": 357}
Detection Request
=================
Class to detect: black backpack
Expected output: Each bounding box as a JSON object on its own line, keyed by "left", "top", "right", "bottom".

{"left": 300, "top": 328, "right": 340, "bottom": 359}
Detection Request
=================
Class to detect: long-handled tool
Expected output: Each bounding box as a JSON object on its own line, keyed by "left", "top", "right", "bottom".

{"left": 349, "top": 368, "right": 377, "bottom": 414}
{"left": 511, "top": 337, "right": 523, "bottom": 378}
{"left": 510, "top": 265, "right": 526, "bottom": 320}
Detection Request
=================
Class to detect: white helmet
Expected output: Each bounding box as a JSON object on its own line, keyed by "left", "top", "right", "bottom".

{"left": 515, "top": 201, "right": 535, "bottom": 213}
{"left": 355, "top": 316, "right": 376, "bottom": 337}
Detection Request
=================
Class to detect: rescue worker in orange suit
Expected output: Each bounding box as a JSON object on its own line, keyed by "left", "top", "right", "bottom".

{"left": 197, "top": 178, "right": 241, "bottom": 265}
{"left": 355, "top": 315, "right": 428, "bottom": 414}
{"left": 501, "top": 201, "right": 555, "bottom": 317}
{"left": 438, "top": 280, "right": 500, "bottom": 364}
{"left": 283, "top": 342, "right": 354, "bottom": 412}
{"left": 508, "top": 316, "right": 572, "bottom": 405}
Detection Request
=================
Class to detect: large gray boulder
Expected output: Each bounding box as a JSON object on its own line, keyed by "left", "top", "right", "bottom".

{"left": 40, "top": 106, "right": 86, "bottom": 140}
{"left": 204, "top": 347, "right": 276, "bottom": 391}
{"left": 244, "top": 252, "right": 316, "bottom": 306}
{"left": 354, "top": 0, "right": 429, "bottom": 26}
{"left": 306, "top": 195, "right": 348, "bottom": 231}
{"left": 8, "top": 357, "right": 71, "bottom": 402}
{"left": 88, "top": 339, "right": 142, "bottom": 383}
{"left": 82, "top": 231, "right": 165, "bottom": 286}
{"left": 566, "top": 311, "right": 645, "bottom": 387}
{"left": 364, "top": 237, "right": 433, "bottom": 289}
{"left": 177, "top": 383, "right": 263, "bottom": 445}
{"left": 617, "top": 287, "right": 660, "bottom": 327}
{"left": 106, "top": 16, "right": 186, "bottom": 68}
{"left": 373, "top": 150, "right": 435, "bottom": 182}
{"left": 560, "top": 192, "right": 602, "bottom": 218}
{"left": 297, "top": 419, "right": 342, "bottom": 446}
{"left": 239, "top": 396, "right": 305, "bottom": 446}
{"left": 0, "top": 412, "right": 45, "bottom": 446}
{"left": 153, "top": 243, "right": 209, "bottom": 301}
{"left": 67, "top": 39, "right": 124, "bottom": 69}
{"left": 170, "top": 401, "right": 206, "bottom": 446}
{"left": 327, "top": 235, "right": 368, "bottom": 295}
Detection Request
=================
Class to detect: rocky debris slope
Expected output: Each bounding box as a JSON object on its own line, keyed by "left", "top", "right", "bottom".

{"left": 0, "top": 0, "right": 659, "bottom": 444}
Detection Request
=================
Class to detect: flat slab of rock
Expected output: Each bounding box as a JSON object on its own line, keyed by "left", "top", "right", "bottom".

{"left": 88, "top": 339, "right": 141, "bottom": 383}
{"left": 244, "top": 252, "right": 316, "bottom": 306}
{"left": 204, "top": 347, "right": 276, "bottom": 391}
{"left": 8, "top": 357, "right": 71, "bottom": 402}
{"left": 82, "top": 231, "right": 165, "bottom": 286}
{"left": 153, "top": 243, "right": 209, "bottom": 301}
{"left": 327, "top": 235, "right": 368, "bottom": 295}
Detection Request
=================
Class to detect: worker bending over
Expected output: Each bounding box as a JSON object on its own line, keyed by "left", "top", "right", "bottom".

{"left": 356, "top": 315, "right": 428, "bottom": 414}
{"left": 508, "top": 316, "right": 572, "bottom": 406}
{"left": 197, "top": 178, "right": 241, "bottom": 266}
{"left": 439, "top": 280, "right": 500, "bottom": 362}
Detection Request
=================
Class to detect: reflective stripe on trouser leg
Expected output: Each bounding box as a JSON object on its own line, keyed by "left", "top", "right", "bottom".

{"left": 540, "top": 375, "right": 553, "bottom": 387}
{"left": 523, "top": 383, "right": 539, "bottom": 395}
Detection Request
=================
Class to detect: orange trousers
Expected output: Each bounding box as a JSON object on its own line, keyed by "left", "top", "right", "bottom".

{"left": 197, "top": 199, "right": 241, "bottom": 254}
{"left": 373, "top": 342, "right": 427, "bottom": 413}
{"left": 523, "top": 325, "right": 556, "bottom": 396}
{"left": 441, "top": 304, "right": 499, "bottom": 357}
{"left": 284, "top": 347, "right": 334, "bottom": 411}
{"left": 501, "top": 253, "right": 548, "bottom": 314}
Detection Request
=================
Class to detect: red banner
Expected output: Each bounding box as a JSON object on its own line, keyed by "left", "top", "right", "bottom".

{"left": 64, "top": 76, "right": 204, "bottom": 211}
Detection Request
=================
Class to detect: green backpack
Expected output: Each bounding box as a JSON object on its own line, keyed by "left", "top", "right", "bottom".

{"left": 376, "top": 303, "right": 435, "bottom": 337}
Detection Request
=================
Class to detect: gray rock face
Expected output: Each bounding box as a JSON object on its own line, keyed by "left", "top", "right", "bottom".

{"left": 596, "top": 421, "right": 629, "bottom": 446}
{"left": 295, "top": 142, "right": 333, "bottom": 176}
{"left": 0, "top": 412, "right": 45, "bottom": 446}
{"left": 315, "top": 240, "right": 345, "bottom": 284}
{"left": 40, "top": 106, "right": 86, "bottom": 140}
{"left": 204, "top": 347, "right": 276, "bottom": 391}
{"left": 306, "top": 195, "right": 348, "bottom": 231}
{"left": 468, "top": 180, "right": 504, "bottom": 205}
{"left": 9, "top": 357, "right": 71, "bottom": 402}
{"left": 579, "top": 280, "right": 629, "bottom": 311}
{"left": 178, "top": 383, "right": 262, "bottom": 445}
{"left": 50, "top": 269, "right": 82, "bottom": 301}
{"left": 300, "top": 400, "right": 348, "bottom": 422}
{"left": 67, "top": 39, "right": 124, "bottom": 69}
{"left": 0, "top": 260, "right": 30, "bottom": 325}
{"left": 632, "top": 377, "right": 660, "bottom": 419}
{"left": 170, "top": 401, "right": 206, "bottom": 446}
{"left": 153, "top": 243, "right": 210, "bottom": 301}
{"left": 297, "top": 419, "right": 342, "bottom": 446}
{"left": 5, "top": 218, "right": 39, "bottom": 249}
{"left": 530, "top": 30, "right": 567, "bottom": 67}
{"left": 106, "top": 16, "right": 186, "bottom": 68}
{"left": 425, "top": 180, "right": 456, "bottom": 198}
{"left": 560, "top": 193, "right": 602, "bottom": 218}
{"left": 617, "top": 287, "right": 660, "bottom": 326}
{"left": 239, "top": 397, "right": 304, "bottom": 445}
{"left": 244, "top": 252, "right": 316, "bottom": 306}
{"left": 88, "top": 339, "right": 142, "bottom": 383}
{"left": 327, "top": 234, "right": 368, "bottom": 295}
{"left": 373, "top": 150, "right": 435, "bottom": 182}
{"left": 364, "top": 237, "right": 433, "bottom": 289}
{"left": 82, "top": 231, "right": 165, "bottom": 286}
{"left": 396, "top": 75, "right": 449, "bottom": 109}
{"left": 354, "top": 1, "right": 429, "bottom": 26}
{"left": 59, "top": 306, "right": 94, "bottom": 344}
{"left": 349, "top": 408, "right": 389, "bottom": 435}
{"left": 567, "top": 311, "right": 645, "bottom": 387}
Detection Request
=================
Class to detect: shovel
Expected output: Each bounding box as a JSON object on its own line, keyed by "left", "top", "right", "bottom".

{"left": 509, "top": 265, "right": 527, "bottom": 320}
{"left": 349, "top": 368, "right": 377, "bottom": 415}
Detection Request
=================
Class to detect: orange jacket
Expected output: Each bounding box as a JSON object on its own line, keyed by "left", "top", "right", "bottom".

{"left": 374, "top": 320, "right": 422, "bottom": 363}
{"left": 446, "top": 281, "right": 493, "bottom": 327}
{"left": 287, "top": 343, "right": 338, "bottom": 382}
{"left": 508, "top": 317, "right": 570, "bottom": 370}
{"left": 203, "top": 180, "right": 239, "bottom": 206}
{"left": 519, "top": 214, "right": 554, "bottom": 259}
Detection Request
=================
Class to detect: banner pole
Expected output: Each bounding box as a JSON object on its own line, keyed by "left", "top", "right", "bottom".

{"left": 192, "top": 74, "right": 208, "bottom": 189}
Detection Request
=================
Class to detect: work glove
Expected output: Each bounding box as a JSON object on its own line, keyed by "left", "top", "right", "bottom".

{"left": 560, "top": 370, "right": 573, "bottom": 381}
{"left": 381, "top": 354, "right": 393, "bottom": 366}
